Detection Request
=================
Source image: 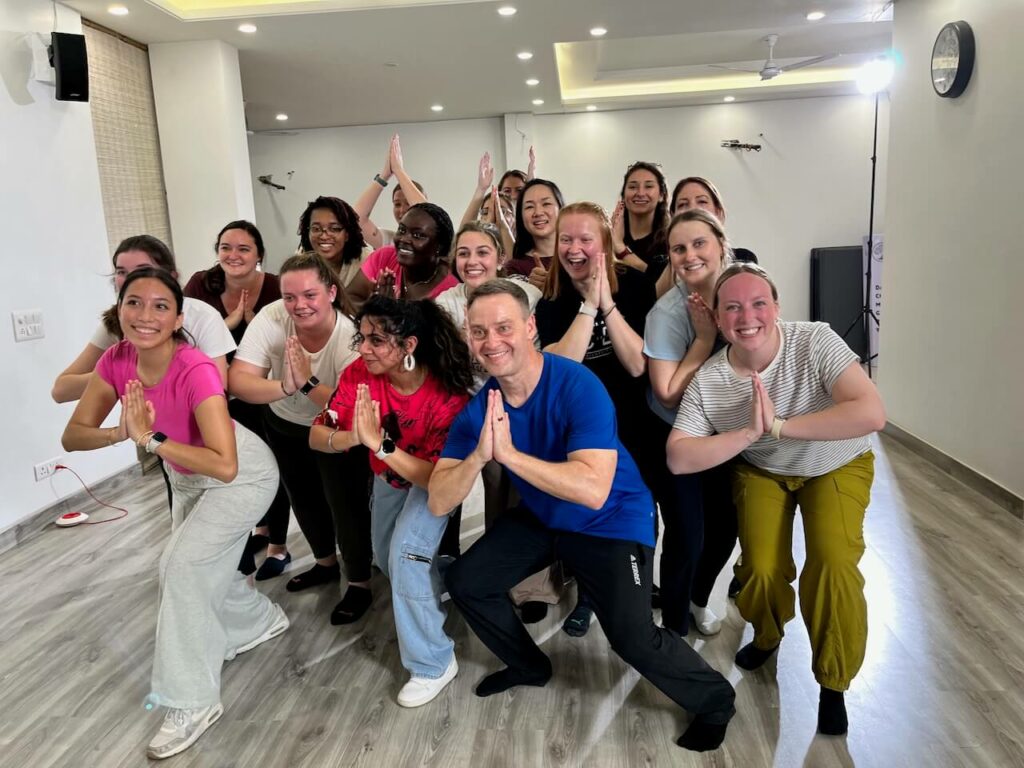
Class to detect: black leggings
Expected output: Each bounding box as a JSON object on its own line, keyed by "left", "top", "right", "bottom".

{"left": 262, "top": 407, "right": 373, "bottom": 582}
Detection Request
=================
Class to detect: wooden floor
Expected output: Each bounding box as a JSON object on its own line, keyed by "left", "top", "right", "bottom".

{"left": 1, "top": 433, "right": 1022, "bottom": 768}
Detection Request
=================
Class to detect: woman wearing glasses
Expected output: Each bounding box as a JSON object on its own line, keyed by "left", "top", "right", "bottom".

{"left": 297, "top": 196, "right": 369, "bottom": 288}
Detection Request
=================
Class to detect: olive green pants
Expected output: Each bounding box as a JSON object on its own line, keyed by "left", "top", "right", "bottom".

{"left": 733, "top": 451, "right": 874, "bottom": 691}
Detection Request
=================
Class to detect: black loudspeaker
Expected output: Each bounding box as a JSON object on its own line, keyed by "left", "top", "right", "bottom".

{"left": 810, "top": 246, "right": 866, "bottom": 359}
{"left": 49, "top": 32, "right": 89, "bottom": 102}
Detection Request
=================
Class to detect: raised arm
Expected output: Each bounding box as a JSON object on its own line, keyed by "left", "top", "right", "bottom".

{"left": 352, "top": 137, "right": 395, "bottom": 250}
{"left": 459, "top": 153, "right": 494, "bottom": 229}
{"left": 389, "top": 134, "right": 427, "bottom": 209}
{"left": 52, "top": 342, "right": 105, "bottom": 403}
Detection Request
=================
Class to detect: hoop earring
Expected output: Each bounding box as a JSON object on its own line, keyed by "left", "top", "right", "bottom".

{"left": 403, "top": 353, "right": 416, "bottom": 372}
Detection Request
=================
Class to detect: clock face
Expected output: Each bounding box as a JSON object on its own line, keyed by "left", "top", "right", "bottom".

{"left": 931, "top": 27, "right": 960, "bottom": 95}
{"left": 931, "top": 21, "right": 975, "bottom": 98}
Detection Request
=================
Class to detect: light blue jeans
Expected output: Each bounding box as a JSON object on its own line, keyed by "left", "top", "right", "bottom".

{"left": 371, "top": 476, "right": 453, "bottom": 679}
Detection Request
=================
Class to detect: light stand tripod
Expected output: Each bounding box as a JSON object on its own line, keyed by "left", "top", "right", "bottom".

{"left": 842, "top": 90, "right": 882, "bottom": 379}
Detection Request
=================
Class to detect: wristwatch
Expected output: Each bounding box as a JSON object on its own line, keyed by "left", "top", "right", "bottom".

{"left": 578, "top": 302, "right": 598, "bottom": 318}
{"left": 145, "top": 432, "right": 167, "bottom": 454}
{"left": 299, "top": 375, "right": 320, "bottom": 396}
{"left": 374, "top": 436, "right": 396, "bottom": 460}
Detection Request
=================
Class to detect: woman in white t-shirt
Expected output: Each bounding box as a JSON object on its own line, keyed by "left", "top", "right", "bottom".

{"left": 667, "top": 263, "right": 886, "bottom": 737}
{"left": 52, "top": 235, "right": 235, "bottom": 404}
{"left": 229, "top": 253, "right": 374, "bottom": 625}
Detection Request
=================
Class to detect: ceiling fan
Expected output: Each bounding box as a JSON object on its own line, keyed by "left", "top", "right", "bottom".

{"left": 709, "top": 34, "right": 837, "bottom": 81}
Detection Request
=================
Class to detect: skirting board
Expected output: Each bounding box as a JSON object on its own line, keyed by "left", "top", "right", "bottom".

{"left": 0, "top": 463, "right": 147, "bottom": 556}
{"left": 883, "top": 422, "right": 1023, "bottom": 520}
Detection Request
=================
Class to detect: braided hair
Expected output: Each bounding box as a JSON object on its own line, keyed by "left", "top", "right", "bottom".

{"left": 407, "top": 202, "right": 455, "bottom": 265}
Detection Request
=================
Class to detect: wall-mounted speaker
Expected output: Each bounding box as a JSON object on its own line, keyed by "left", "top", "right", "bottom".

{"left": 49, "top": 32, "right": 89, "bottom": 102}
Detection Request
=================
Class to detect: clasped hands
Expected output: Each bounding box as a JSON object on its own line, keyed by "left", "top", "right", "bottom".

{"left": 744, "top": 372, "right": 778, "bottom": 443}
{"left": 471, "top": 389, "right": 517, "bottom": 465}
{"left": 118, "top": 379, "right": 155, "bottom": 444}
{"left": 351, "top": 383, "right": 386, "bottom": 454}
{"left": 577, "top": 252, "right": 616, "bottom": 316}
{"left": 281, "top": 336, "right": 313, "bottom": 395}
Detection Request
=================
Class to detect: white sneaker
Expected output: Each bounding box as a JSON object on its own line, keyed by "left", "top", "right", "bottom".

{"left": 235, "top": 604, "right": 290, "bottom": 656}
{"left": 396, "top": 656, "right": 458, "bottom": 708}
{"left": 145, "top": 702, "right": 223, "bottom": 759}
{"left": 690, "top": 602, "right": 722, "bottom": 636}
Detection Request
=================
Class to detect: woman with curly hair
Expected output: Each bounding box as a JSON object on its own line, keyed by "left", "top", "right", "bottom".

{"left": 297, "top": 195, "right": 368, "bottom": 287}
{"left": 311, "top": 295, "right": 472, "bottom": 708}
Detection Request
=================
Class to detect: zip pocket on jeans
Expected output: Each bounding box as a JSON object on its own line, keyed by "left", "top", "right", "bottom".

{"left": 404, "top": 552, "right": 432, "bottom": 565}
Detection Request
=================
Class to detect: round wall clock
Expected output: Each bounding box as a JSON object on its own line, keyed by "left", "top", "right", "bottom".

{"left": 931, "top": 20, "right": 975, "bottom": 98}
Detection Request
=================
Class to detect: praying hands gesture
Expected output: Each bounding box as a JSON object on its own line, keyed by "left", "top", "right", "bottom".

{"left": 477, "top": 152, "right": 494, "bottom": 195}
{"left": 471, "top": 389, "right": 517, "bottom": 466}
{"left": 284, "top": 336, "right": 312, "bottom": 392}
{"left": 122, "top": 379, "right": 156, "bottom": 444}
{"left": 224, "top": 289, "right": 250, "bottom": 330}
{"left": 745, "top": 372, "right": 777, "bottom": 443}
{"left": 374, "top": 268, "right": 397, "bottom": 299}
{"left": 353, "top": 383, "right": 384, "bottom": 453}
{"left": 687, "top": 292, "right": 718, "bottom": 344}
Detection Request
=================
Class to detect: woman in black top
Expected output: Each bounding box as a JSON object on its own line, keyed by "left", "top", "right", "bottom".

{"left": 535, "top": 201, "right": 661, "bottom": 635}
{"left": 611, "top": 161, "right": 671, "bottom": 282}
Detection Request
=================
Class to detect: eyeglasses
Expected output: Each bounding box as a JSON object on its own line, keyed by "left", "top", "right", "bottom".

{"left": 309, "top": 224, "right": 345, "bottom": 236}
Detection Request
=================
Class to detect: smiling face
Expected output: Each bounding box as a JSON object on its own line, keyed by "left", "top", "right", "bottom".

{"left": 307, "top": 208, "right": 349, "bottom": 265}
{"left": 217, "top": 228, "right": 260, "bottom": 279}
{"left": 394, "top": 208, "right": 439, "bottom": 269}
{"left": 668, "top": 219, "right": 726, "bottom": 290}
{"left": 521, "top": 183, "right": 559, "bottom": 240}
{"left": 356, "top": 316, "right": 412, "bottom": 376}
{"left": 623, "top": 169, "right": 663, "bottom": 216}
{"left": 280, "top": 268, "right": 337, "bottom": 333}
{"left": 455, "top": 231, "right": 501, "bottom": 289}
{"left": 466, "top": 293, "right": 535, "bottom": 378}
{"left": 673, "top": 181, "right": 723, "bottom": 219}
{"left": 556, "top": 212, "right": 604, "bottom": 283}
{"left": 715, "top": 272, "right": 780, "bottom": 353}
{"left": 114, "top": 250, "right": 159, "bottom": 293}
{"left": 118, "top": 277, "right": 183, "bottom": 350}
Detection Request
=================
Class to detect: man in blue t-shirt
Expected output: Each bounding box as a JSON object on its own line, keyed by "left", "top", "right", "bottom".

{"left": 428, "top": 280, "right": 735, "bottom": 753}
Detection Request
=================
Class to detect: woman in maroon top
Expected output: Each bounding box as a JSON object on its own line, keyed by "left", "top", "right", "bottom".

{"left": 184, "top": 221, "right": 290, "bottom": 579}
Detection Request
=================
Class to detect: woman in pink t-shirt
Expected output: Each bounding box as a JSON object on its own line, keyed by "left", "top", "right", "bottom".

{"left": 61, "top": 268, "right": 287, "bottom": 761}
{"left": 310, "top": 295, "right": 471, "bottom": 709}
{"left": 345, "top": 202, "right": 459, "bottom": 310}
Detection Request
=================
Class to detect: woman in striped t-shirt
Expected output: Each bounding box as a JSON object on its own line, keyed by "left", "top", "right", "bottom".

{"left": 666, "top": 263, "right": 886, "bottom": 738}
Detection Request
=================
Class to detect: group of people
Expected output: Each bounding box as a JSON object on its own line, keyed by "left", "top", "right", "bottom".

{"left": 53, "top": 135, "right": 885, "bottom": 760}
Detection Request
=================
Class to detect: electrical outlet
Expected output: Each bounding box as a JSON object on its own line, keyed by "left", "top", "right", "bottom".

{"left": 34, "top": 458, "right": 61, "bottom": 482}
{"left": 12, "top": 309, "right": 45, "bottom": 342}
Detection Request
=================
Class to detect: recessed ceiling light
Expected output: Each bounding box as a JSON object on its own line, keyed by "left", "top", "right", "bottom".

{"left": 238, "top": 23, "right": 258, "bottom": 34}
{"left": 586, "top": 105, "right": 597, "bottom": 111}
{"left": 107, "top": 4, "right": 129, "bottom": 15}
{"left": 431, "top": 104, "right": 444, "bottom": 112}
{"left": 525, "top": 78, "right": 539, "bottom": 86}
{"left": 806, "top": 11, "right": 825, "bottom": 21}
{"left": 275, "top": 113, "right": 288, "bottom": 121}
{"left": 723, "top": 96, "right": 736, "bottom": 102}
{"left": 590, "top": 27, "right": 608, "bottom": 37}
{"left": 497, "top": 6, "right": 517, "bottom": 16}
{"left": 517, "top": 51, "right": 533, "bottom": 61}
{"left": 532, "top": 98, "right": 544, "bottom": 106}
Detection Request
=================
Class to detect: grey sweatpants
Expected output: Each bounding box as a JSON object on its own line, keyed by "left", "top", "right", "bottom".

{"left": 149, "top": 424, "right": 282, "bottom": 709}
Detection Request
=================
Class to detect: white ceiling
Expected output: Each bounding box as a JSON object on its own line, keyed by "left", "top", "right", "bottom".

{"left": 63, "top": 0, "right": 894, "bottom": 131}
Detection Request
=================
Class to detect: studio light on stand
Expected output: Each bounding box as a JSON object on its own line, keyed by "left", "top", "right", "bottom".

{"left": 843, "top": 56, "right": 893, "bottom": 379}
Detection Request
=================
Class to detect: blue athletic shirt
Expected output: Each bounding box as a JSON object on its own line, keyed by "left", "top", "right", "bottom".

{"left": 441, "top": 353, "right": 655, "bottom": 547}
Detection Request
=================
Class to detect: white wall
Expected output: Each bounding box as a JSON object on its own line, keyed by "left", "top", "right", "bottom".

{"left": 880, "top": 0, "right": 1023, "bottom": 498}
{"left": 250, "top": 96, "right": 887, "bottom": 321}
{"left": 0, "top": 0, "right": 136, "bottom": 535}
{"left": 249, "top": 117, "right": 506, "bottom": 271}
{"left": 149, "top": 40, "right": 255, "bottom": 280}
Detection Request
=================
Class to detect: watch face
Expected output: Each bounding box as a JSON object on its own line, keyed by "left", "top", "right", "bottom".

{"left": 931, "top": 26, "right": 960, "bottom": 95}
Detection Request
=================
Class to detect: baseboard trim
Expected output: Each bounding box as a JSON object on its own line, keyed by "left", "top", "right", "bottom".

{"left": 882, "top": 422, "right": 1023, "bottom": 520}
{"left": 0, "top": 464, "right": 147, "bottom": 556}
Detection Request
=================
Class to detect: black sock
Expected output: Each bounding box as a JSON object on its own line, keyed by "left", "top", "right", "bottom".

{"left": 519, "top": 601, "right": 549, "bottom": 624}
{"left": 735, "top": 641, "right": 779, "bottom": 670}
{"left": 817, "top": 687, "right": 848, "bottom": 735}
{"left": 475, "top": 666, "right": 551, "bottom": 697}
{"left": 676, "top": 719, "right": 729, "bottom": 752}
{"left": 330, "top": 584, "right": 373, "bottom": 625}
